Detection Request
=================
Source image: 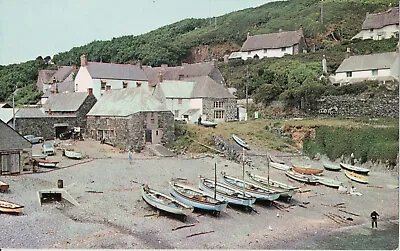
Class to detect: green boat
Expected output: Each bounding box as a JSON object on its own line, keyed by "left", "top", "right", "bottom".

{"left": 323, "top": 163, "right": 341, "bottom": 171}
{"left": 312, "top": 176, "right": 343, "bottom": 189}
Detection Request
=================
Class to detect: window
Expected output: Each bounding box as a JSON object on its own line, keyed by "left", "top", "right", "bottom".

{"left": 123, "top": 81, "right": 128, "bottom": 88}
{"left": 370, "top": 28, "right": 374, "bottom": 32}
{"left": 106, "top": 85, "right": 111, "bottom": 91}
{"left": 346, "top": 72, "right": 352, "bottom": 77}
{"left": 372, "top": 69, "right": 378, "bottom": 76}
{"left": 101, "top": 80, "right": 107, "bottom": 90}
{"left": 178, "top": 75, "right": 184, "bottom": 80}
{"left": 214, "top": 101, "right": 224, "bottom": 108}
{"left": 247, "top": 51, "right": 251, "bottom": 55}
{"left": 214, "top": 110, "right": 224, "bottom": 119}
{"left": 178, "top": 99, "right": 183, "bottom": 105}
{"left": 156, "top": 130, "right": 159, "bottom": 136}
{"left": 263, "top": 49, "right": 268, "bottom": 53}
{"left": 281, "top": 47, "right": 286, "bottom": 52}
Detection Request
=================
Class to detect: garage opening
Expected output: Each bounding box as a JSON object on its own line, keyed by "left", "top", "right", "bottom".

{"left": 54, "top": 123, "right": 69, "bottom": 138}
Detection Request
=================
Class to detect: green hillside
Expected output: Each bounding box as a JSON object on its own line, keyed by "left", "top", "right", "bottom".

{"left": 0, "top": 0, "right": 398, "bottom": 105}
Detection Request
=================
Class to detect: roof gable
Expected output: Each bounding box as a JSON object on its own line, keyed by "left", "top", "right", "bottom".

{"left": 159, "top": 81, "right": 195, "bottom": 98}
{"left": 0, "top": 120, "right": 31, "bottom": 150}
{"left": 86, "top": 62, "right": 148, "bottom": 81}
{"left": 336, "top": 52, "right": 398, "bottom": 72}
{"left": 240, "top": 29, "right": 304, "bottom": 52}
{"left": 362, "top": 7, "right": 399, "bottom": 29}
{"left": 43, "top": 92, "right": 89, "bottom": 112}
{"left": 87, "top": 85, "right": 168, "bottom": 116}
{"left": 187, "top": 76, "right": 236, "bottom": 98}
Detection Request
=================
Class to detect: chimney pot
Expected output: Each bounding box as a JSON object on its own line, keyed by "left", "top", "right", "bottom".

{"left": 158, "top": 71, "right": 163, "bottom": 83}
{"left": 137, "top": 60, "right": 142, "bottom": 69}
{"left": 88, "top": 88, "right": 93, "bottom": 96}
{"left": 80, "top": 54, "right": 87, "bottom": 67}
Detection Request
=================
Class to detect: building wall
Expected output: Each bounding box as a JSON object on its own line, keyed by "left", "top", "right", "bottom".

{"left": 334, "top": 68, "right": 392, "bottom": 83}
{"left": 87, "top": 111, "right": 174, "bottom": 150}
{"left": 165, "top": 98, "right": 203, "bottom": 123}
{"left": 202, "top": 98, "right": 237, "bottom": 122}
{"left": 240, "top": 46, "right": 296, "bottom": 60}
{"left": 355, "top": 25, "right": 399, "bottom": 40}
{"left": 92, "top": 79, "right": 150, "bottom": 99}
{"left": 74, "top": 67, "right": 93, "bottom": 94}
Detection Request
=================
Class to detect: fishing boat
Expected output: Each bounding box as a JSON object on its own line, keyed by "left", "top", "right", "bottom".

{"left": 340, "top": 163, "right": 370, "bottom": 175}
{"left": 199, "top": 176, "right": 256, "bottom": 209}
{"left": 246, "top": 171, "right": 299, "bottom": 202}
{"left": 344, "top": 170, "right": 368, "bottom": 184}
{"left": 312, "top": 176, "right": 343, "bottom": 188}
{"left": 32, "top": 158, "right": 58, "bottom": 168}
{"left": 269, "top": 155, "right": 285, "bottom": 164}
{"left": 292, "top": 167, "right": 323, "bottom": 175}
{"left": 0, "top": 180, "right": 9, "bottom": 192}
{"left": 270, "top": 162, "right": 291, "bottom": 171}
{"left": 232, "top": 134, "right": 250, "bottom": 150}
{"left": 64, "top": 149, "right": 83, "bottom": 160}
{"left": 323, "top": 163, "right": 341, "bottom": 171}
{"left": 221, "top": 172, "right": 280, "bottom": 202}
{"left": 285, "top": 170, "right": 319, "bottom": 185}
{"left": 169, "top": 181, "right": 227, "bottom": 215}
{"left": 0, "top": 200, "right": 24, "bottom": 214}
{"left": 141, "top": 184, "right": 193, "bottom": 219}
{"left": 200, "top": 120, "right": 217, "bottom": 128}
{"left": 32, "top": 154, "right": 47, "bottom": 159}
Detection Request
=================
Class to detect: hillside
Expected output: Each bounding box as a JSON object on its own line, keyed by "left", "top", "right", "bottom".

{"left": 0, "top": 0, "right": 398, "bottom": 104}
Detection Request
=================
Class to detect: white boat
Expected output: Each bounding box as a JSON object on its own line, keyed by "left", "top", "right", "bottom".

{"left": 312, "top": 176, "right": 343, "bottom": 188}
{"left": 340, "top": 163, "right": 370, "bottom": 174}
{"left": 0, "top": 200, "right": 24, "bottom": 214}
{"left": 64, "top": 150, "right": 83, "bottom": 159}
{"left": 141, "top": 184, "right": 193, "bottom": 220}
{"left": 269, "top": 155, "right": 285, "bottom": 164}
{"left": 200, "top": 120, "right": 217, "bottom": 128}
{"left": 199, "top": 176, "right": 256, "bottom": 209}
{"left": 270, "top": 162, "right": 291, "bottom": 171}
{"left": 344, "top": 170, "right": 368, "bottom": 184}
{"left": 232, "top": 134, "right": 250, "bottom": 150}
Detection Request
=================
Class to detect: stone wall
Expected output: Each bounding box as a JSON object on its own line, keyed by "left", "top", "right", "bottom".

{"left": 313, "top": 95, "right": 399, "bottom": 118}
{"left": 213, "top": 135, "right": 253, "bottom": 166}
{"left": 203, "top": 98, "right": 237, "bottom": 122}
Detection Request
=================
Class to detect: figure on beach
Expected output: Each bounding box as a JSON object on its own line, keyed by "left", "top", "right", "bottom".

{"left": 128, "top": 149, "right": 133, "bottom": 165}
{"left": 350, "top": 153, "right": 355, "bottom": 165}
{"left": 198, "top": 116, "right": 202, "bottom": 126}
{"left": 370, "top": 210, "right": 379, "bottom": 228}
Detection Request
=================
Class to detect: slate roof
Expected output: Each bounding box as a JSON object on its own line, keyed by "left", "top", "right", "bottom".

{"left": 87, "top": 85, "right": 168, "bottom": 117}
{"left": 15, "top": 108, "right": 47, "bottom": 118}
{"left": 362, "top": 7, "right": 399, "bottom": 29}
{"left": 335, "top": 52, "right": 398, "bottom": 72}
{"left": 43, "top": 92, "right": 89, "bottom": 112}
{"left": 86, "top": 62, "right": 148, "bottom": 81}
{"left": 42, "top": 81, "right": 75, "bottom": 98}
{"left": 159, "top": 81, "right": 195, "bottom": 98}
{"left": 37, "top": 70, "right": 57, "bottom": 84}
{"left": 52, "top": 66, "right": 74, "bottom": 82}
{"left": 143, "top": 61, "right": 221, "bottom": 85}
{"left": 240, "top": 29, "right": 304, "bottom": 52}
{"left": 0, "top": 120, "right": 31, "bottom": 151}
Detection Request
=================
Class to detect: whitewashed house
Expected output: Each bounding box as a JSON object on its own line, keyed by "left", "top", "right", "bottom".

{"left": 353, "top": 7, "right": 399, "bottom": 40}
{"left": 331, "top": 51, "right": 399, "bottom": 85}
{"left": 230, "top": 29, "right": 306, "bottom": 60}
{"left": 74, "top": 54, "right": 148, "bottom": 99}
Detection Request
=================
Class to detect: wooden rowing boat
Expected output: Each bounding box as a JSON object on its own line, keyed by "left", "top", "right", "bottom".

{"left": 344, "top": 170, "right": 368, "bottom": 184}
{"left": 292, "top": 167, "right": 323, "bottom": 175}
{"left": 285, "top": 170, "right": 319, "bottom": 185}
{"left": 200, "top": 120, "right": 217, "bottom": 128}
{"left": 269, "top": 155, "right": 285, "bottom": 164}
{"left": 0, "top": 180, "right": 9, "bottom": 192}
{"left": 0, "top": 200, "right": 24, "bottom": 214}
{"left": 32, "top": 154, "right": 47, "bottom": 159}
{"left": 32, "top": 158, "right": 59, "bottom": 168}
{"left": 270, "top": 162, "right": 291, "bottom": 171}
{"left": 323, "top": 163, "right": 341, "bottom": 171}
{"left": 221, "top": 172, "right": 280, "bottom": 202}
{"left": 245, "top": 171, "right": 299, "bottom": 202}
{"left": 340, "top": 163, "right": 370, "bottom": 175}
{"left": 141, "top": 184, "right": 193, "bottom": 219}
{"left": 169, "top": 181, "right": 227, "bottom": 215}
{"left": 232, "top": 134, "right": 250, "bottom": 150}
{"left": 199, "top": 176, "right": 256, "bottom": 209}
{"left": 64, "top": 150, "right": 83, "bottom": 160}
{"left": 312, "top": 176, "right": 343, "bottom": 188}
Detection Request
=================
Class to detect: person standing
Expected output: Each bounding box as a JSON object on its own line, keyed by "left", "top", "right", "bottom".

{"left": 370, "top": 211, "right": 379, "bottom": 228}
{"left": 128, "top": 149, "right": 133, "bottom": 165}
{"left": 198, "top": 116, "right": 202, "bottom": 126}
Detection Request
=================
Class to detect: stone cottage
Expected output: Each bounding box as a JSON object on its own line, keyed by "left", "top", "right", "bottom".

{"left": 86, "top": 84, "right": 174, "bottom": 150}
{"left": 15, "top": 91, "right": 97, "bottom": 139}
{"left": 0, "top": 119, "right": 32, "bottom": 175}
{"left": 36, "top": 66, "right": 75, "bottom": 95}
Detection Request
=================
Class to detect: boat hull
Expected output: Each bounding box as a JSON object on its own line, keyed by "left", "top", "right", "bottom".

{"left": 232, "top": 134, "right": 250, "bottom": 150}
{"left": 344, "top": 170, "right": 368, "bottom": 184}
{"left": 285, "top": 170, "right": 319, "bottom": 185}
{"left": 64, "top": 150, "right": 83, "bottom": 159}
{"left": 270, "top": 162, "right": 291, "bottom": 171}
{"left": 141, "top": 185, "right": 193, "bottom": 216}
{"left": 200, "top": 121, "right": 217, "bottom": 128}
{"left": 323, "top": 163, "right": 341, "bottom": 171}
{"left": 0, "top": 180, "right": 9, "bottom": 192}
{"left": 199, "top": 177, "right": 255, "bottom": 208}
{"left": 169, "top": 182, "right": 227, "bottom": 212}
{"left": 0, "top": 200, "right": 24, "bottom": 213}
{"left": 313, "top": 176, "right": 342, "bottom": 188}
{"left": 340, "top": 163, "right": 370, "bottom": 174}
{"left": 292, "top": 167, "right": 323, "bottom": 175}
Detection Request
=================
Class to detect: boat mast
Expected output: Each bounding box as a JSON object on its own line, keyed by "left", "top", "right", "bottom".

{"left": 242, "top": 147, "right": 245, "bottom": 196}
{"left": 214, "top": 163, "right": 217, "bottom": 200}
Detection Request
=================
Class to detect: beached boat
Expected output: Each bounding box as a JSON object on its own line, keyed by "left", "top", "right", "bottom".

{"left": 200, "top": 120, "right": 217, "bottom": 128}
{"left": 221, "top": 172, "right": 280, "bottom": 202}
{"left": 292, "top": 167, "right": 323, "bottom": 175}
{"left": 169, "top": 181, "right": 227, "bottom": 215}
{"left": 285, "top": 170, "right": 319, "bottom": 185}
{"left": 269, "top": 155, "right": 285, "bottom": 164}
{"left": 0, "top": 200, "right": 24, "bottom": 214}
{"left": 270, "top": 162, "right": 291, "bottom": 171}
{"left": 0, "top": 180, "right": 9, "bottom": 192}
{"left": 323, "top": 163, "right": 341, "bottom": 171}
{"left": 312, "top": 176, "right": 343, "bottom": 188}
{"left": 245, "top": 171, "right": 299, "bottom": 202}
{"left": 232, "top": 134, "right": 250, "bottom": 150}
{"left": 141, "top": 184, "right": 193, "bottom": 219}
{"left": 344, "top": 170, "right": 368, "bottom": 184}
{"left": 199, "top": 176, "right": 256, "bottom": 209}
{"left": 64, "top": 150, "right": 83, "bottom": 160}
{"left": 32, "top": 154, "right": 47, "bottom": 159}
{"left": 32, "top": 158, "right": 58, "bottom": 168}
{"left": 340, "top": 163, "right": 370, "bottom": 175}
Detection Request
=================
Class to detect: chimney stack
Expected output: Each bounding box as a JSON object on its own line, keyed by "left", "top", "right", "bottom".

{"left": 87, "top": 88, "right": 93, "bottom": 96}
{"left": 158, "top": 71, "right": 163, "bottom": 83}
{"left": 80, "top": 54, "right": 87, "bottom": 67}
{"left": 345, "top": 47, "right": 351, "bottom": 59}
{"left": 161, "top": 64, "right": 168, "bottom": 70}
{"left": 137, "top": 60, "right": 142, "bottom": 69}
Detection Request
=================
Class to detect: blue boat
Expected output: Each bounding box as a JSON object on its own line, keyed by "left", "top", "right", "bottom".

{"left": 169, "top": 181, "right": 228, "bottom": 216}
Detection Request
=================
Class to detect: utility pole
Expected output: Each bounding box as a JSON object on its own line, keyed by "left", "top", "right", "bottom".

{"left": 12, "top": 86, "right": 16, "bottom": 130}
{"left": 320, "top": 0, "right": 324, "bottom": 24}
{"left": 245, "top": 65, "right": 249, "bottom": 121}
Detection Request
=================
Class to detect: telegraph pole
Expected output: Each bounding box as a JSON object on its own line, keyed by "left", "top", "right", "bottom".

{"left": 320, "top": 0, "right": 324, "bottom": 23}
{"left": 245, "top": 65, "right": 249, "bottom": 121}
